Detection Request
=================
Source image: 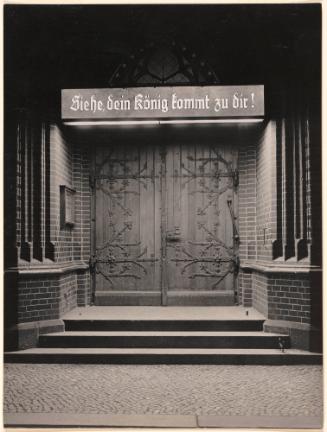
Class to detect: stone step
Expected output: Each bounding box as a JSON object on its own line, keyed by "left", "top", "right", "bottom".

{"left": 39, "top": 331, "right": 290, "bottom": 349}
{"left": 4, "top": 347, "right": 322, "bottom": 365}
{"left": 64, "top": 319, "right": 265, "bottom": 332}
{"left": 94, "top": 291, "right": 235, "bottom": 306}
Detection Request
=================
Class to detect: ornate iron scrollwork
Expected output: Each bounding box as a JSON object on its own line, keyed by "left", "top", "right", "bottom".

{"left": 94, "top": 243, "right": 158, "bottom": 285}
{"left": 170, "top": 241, "right": 238, "bottom": 289}
{"left": 166, "top": 147, "right": 239, "bottom": 290}
{"left": 95, "top": 161, "right": 158, "bottom": 188}
{"left": 93, "top": 144, "right": 239, "bottom": 296}
{"left": 93, "top": 149, "right": 159, "bottom": 286}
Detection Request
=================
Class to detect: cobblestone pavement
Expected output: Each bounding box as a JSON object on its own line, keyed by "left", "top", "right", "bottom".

{"left": 4, "top": 364, "right": 323, "bottom": 417}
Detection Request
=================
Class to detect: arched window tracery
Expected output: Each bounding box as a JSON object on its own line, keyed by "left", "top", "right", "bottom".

{"left": 109, "top": 38, "right": 220, "bottom": 86}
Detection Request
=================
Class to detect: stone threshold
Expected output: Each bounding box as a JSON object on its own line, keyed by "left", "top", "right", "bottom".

{"left": 3, "top": 412, "right": 323, "bottom": 429}
{"left": 62, "top": 305, "right": 265, "bottom": 321}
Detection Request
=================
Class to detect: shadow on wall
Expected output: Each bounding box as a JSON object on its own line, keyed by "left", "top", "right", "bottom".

{"left": 309, "top": 271, "right": 322, "bottom": 352}
{"left": 4, "top": 272, "right": 19, "bottom": 350}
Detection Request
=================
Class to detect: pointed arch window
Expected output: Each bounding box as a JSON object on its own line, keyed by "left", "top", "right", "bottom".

{"left": 109, "top": 39, "right": 219, "bottom": 86}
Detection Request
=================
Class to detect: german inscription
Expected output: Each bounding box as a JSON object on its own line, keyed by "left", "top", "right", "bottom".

{"left": 62, "top": 85, "right": 264, "bottom": 120}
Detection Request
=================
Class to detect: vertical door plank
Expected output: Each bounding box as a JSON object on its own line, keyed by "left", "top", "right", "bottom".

{"left": 173, "top": 141, "right": 182, "bottom": 291}
{"left": 94, "top": 133, "right": 238, "bottom": 305}
{"left": 180, "top": 141, "right": 189, "bottom": 290}
{"left": 154, "top": 144, "right": 162, "bottom": 293}
{"left": 188, "top": 140, "right": 197, "bottom": 291}
{"left": 165, "top": 142, "right": 174, "bottom": 291}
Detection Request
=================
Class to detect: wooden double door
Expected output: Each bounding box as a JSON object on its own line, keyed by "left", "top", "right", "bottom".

{"left": 92, "top": 133, "right": 239, "bottom": 306}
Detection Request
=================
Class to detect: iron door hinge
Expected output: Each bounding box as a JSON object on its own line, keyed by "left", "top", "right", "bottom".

{"left": 227, "top": 197, "right": 240, "bottom": 244}
{"left": 89, "top": 254, "right": 97, "bottom": 273}
{"left": 233, "top": 255, "right": 240, "bottom": 275}
{"left": 233, "top": 170, "right": 239, "bottom": 188}
{"left": 89, "top": 175, "right": 95, "bottom": 190}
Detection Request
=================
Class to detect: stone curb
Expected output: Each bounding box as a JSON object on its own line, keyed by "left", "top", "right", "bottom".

{"left": 3, "top": 413, "right": 323, "bottom": 429}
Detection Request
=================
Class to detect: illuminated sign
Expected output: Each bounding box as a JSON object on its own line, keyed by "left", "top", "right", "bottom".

{"left": 62, "top": 85, "right": 264, "bottom": 120}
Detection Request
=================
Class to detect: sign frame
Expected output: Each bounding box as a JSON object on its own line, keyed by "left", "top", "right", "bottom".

{"left": 62, "top": 85, "right": 264, "bottom": 121}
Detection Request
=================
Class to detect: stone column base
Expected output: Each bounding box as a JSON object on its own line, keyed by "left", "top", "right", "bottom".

{"left": 5, "top": 319, "right": 65, "bottom": 350}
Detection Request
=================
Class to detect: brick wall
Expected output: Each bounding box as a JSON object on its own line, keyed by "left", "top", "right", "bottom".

{"left": 13, "top": 123, "right": 92, "bottom": 326}
{"left": 308, "top": 112, "right": 322, "bottom": 266}
{"left": 72, "top": 141, "right": 92, "bottom": 306}
{"left": 238, "top": 271, "right": 252, "bottom": 307}
{"left": 59, "top": 273, "right": 78, "bottom": 316}
{"left": 7, "top": 114, "right": 321, "bottom": 336}
{"left": 252, "top": 272, "right": 269, "bottom": 317}
{"left": 267, "top": 273, "right": 311, "bottom": 324}
{"left": 238, "top": 135, "right": 257, "bottom": 306}
{"left": 50, "top": 125, "right": 74, "bottom": 263}
{"left": 77, "top": 271, "right": 92, "bottom": 307}
{"left": 238, "top": 142, "right": 256, "bottom": 263}
{"left": 17, "top": 271, "right": 80, "bottom": 323}
{"left": 256, "top": 122, "right": 277, "bottom": 261}
{"left": 253, "top": 271, "right": 312, "bottom": 324}
{"left": 237, "top": 119, "right": 320, "bottom": 327}
{"left": 46, "top": 125, "right": 91, "bottom": 296}
{"left": 72, "top": 142, "right": 91, "bottom": 263}
{"left": 238, "top": 138, "right": 257, "bottom": 306}
{"left": 18, "top": 276, "right": 59, "bottom": 323}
